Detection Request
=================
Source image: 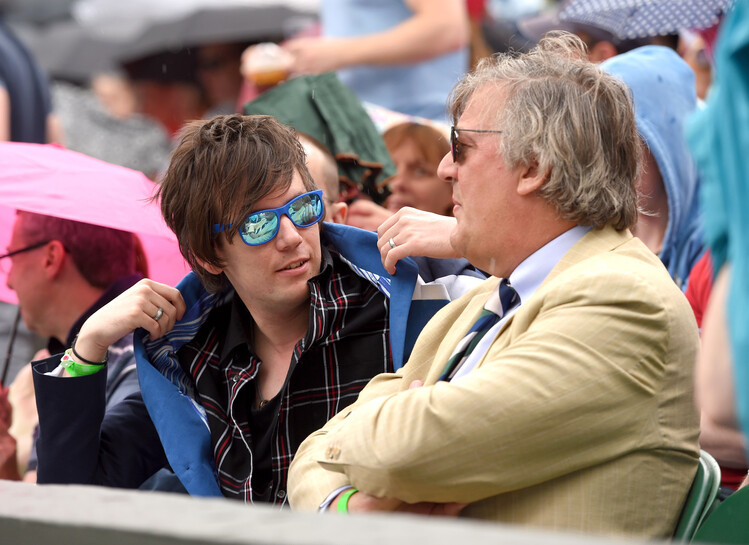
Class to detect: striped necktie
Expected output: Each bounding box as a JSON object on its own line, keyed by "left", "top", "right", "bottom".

{"left": 439, "top": 279, "right": 519, "bottom": 382}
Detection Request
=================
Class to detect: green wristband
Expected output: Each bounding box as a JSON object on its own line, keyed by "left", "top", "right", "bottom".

{"left": 336, "top": 488, "right": 359, "bottom": 514}
{"left": 61, "top": 349, "right": 106, "bottom": 377}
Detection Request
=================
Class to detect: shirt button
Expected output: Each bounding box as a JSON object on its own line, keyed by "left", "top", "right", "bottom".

{"left": 277, "top": 490, "right": 286, "bottom": 499}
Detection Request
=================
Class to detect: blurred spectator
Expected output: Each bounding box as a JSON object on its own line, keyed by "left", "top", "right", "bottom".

{"left": 383, "top": 122, "right": 453, "bottom": 216}
{"left": 686, "top": 0, "right": 749, "bottom": 496}
{"left": 282, "top": 0, "right": 470, "bottom": 121}
{"left": 0, "top": 16, "right": 61, "bottom": 390}
{"left": 464, "top": 0, "right": 493, "bottom": 69}
{"left": 196, "top": 42, "right": 246, "bottom": 117}
{"left": 0, "top": 385, "right": 20, "bottom": 480}
{"left": 123, "top": 49, "right": 206, "bottom": 138}
{"left": 52, "top": 77, "right": 171, "bottom": 179}
{"left": 2, "top": 211, "right": 166, "bottom": 485}
{"left": 679, "top": 30, "right": 713, "bottom": 101}
{"left": 0, "top": 18, "right": 62, "bottom": 143}
{"left": 348, "top": 121, "right": 453, "bottom": 231}
{"left": 602, "top": 46, "right": 704, "bottom": 291}
{"left": 298, "top": 133, "right": 348, "bottom": 224}
{"left": 91, "top": 72, "right": 138, "bottom": 119}
{"left": 4, "top": 354, "right": 43, "bottom": 480}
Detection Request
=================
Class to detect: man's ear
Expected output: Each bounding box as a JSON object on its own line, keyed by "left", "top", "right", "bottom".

{"left": 327, "top": 202, "right": 348, "bottom": 225}
{"left": 195, "top": 257, "right": 223, "bottom": 275}
{"left": 517, "top": 161, "right": 547, "bottom": 196}
{"left": 44, "top": 240, "right": 67, "bottom": 279}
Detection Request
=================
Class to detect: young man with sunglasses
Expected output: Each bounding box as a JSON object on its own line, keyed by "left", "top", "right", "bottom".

{"left": 36, "top": 114, "right": 482, "bottom": 501}
{"left": 288, "top": 35, "right": 700, "bottom": 537}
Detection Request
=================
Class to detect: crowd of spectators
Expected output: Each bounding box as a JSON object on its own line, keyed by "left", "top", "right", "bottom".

{"left": 1, "top": 0, "right": 748, "bottom": 540}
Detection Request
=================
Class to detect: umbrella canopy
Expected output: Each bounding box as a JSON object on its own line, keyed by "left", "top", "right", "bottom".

{"left": 9, "top": 0, "right": 318, "bottom": 81}
{"left": 0, "top": 142, "right": 190, "bottom": 304}
{"left": 559, "top": 0, "right": 731, "bottom": 39}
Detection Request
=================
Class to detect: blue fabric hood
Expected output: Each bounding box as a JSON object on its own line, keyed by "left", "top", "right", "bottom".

{"left": 603, "top": 46, "right": 704, "bottom": 289}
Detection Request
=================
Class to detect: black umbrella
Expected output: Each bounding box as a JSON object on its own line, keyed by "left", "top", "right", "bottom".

{"left": 9, "top": 1, "right": 317, "bottom": 81}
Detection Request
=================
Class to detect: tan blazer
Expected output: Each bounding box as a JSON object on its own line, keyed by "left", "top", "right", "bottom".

{"left": 288, "top": 226, "right": 700, "bottom": 538}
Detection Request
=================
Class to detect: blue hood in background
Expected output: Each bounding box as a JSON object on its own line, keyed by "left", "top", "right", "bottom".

{"left": 603, "top": 46, "right": 705, "bottom": 290}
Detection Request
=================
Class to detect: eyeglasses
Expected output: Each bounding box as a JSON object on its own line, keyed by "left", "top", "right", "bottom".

{"left": 0, "top": 240, "right": 51, "bottom": 273}
{"left": 450, "top": 126, "right": 504, "bottom": 163}
{"left": 213, "top": 190, "right": 324, "bottom": 246}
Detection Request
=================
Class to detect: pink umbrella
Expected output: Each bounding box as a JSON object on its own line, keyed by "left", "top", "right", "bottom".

{"left": 0, "top": 142, "right": 190, "bottom": 305}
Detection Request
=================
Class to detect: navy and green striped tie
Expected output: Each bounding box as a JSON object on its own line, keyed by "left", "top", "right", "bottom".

{"left": 439, "top": 279, "right": 519, "bottom": 382}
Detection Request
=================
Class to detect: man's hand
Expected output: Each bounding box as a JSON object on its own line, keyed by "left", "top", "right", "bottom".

{"left": 331, "top": 380, "right": 466, "bottom": 518}
{"left": 378, "top": 207, "right": 460, "bottom": 274}
{"left": 333, "top": 488, "right": 466, "bottom": 516}
{"left": 75, "top": 279, "right": 186, "bottom": 363}
{"left": 283, "top": 37, "right": 351, "bottom": 75}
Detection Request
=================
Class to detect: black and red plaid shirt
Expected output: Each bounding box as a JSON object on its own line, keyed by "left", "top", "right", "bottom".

{"left": 176, "top": 247, "right": 391, "bottom": 504}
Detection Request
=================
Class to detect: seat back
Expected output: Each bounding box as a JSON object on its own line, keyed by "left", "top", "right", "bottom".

{"left": 673, "top": 450, "right": 722, "bottom": 542}
{"left": 692, "top": 484, "right": 749, "bottom": 544}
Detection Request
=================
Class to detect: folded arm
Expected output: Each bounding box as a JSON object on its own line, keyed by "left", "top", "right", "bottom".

{"left": 290, "top": 269, "right": 695, "bottom": 506}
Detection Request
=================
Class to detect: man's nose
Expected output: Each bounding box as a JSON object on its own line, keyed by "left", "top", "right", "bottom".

{"left": 274, "top": 215, "right": 304, "bottom": 249}
{"left": 388, "top": 173, "right": 405, "bottom": 192}
{"left": 437, "top": 151, "right": 456, "bottom": 184}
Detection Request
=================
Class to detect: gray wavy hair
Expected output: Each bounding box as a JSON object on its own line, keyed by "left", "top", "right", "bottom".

{"left": 448, "top": 32, "right": 640, "bottom": 231}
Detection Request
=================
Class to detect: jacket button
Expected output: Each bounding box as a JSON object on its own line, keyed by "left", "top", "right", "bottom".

{"left": 231, "top": 375, "right": 240, "bottom": 383}
{"left": 277, "top": 490, "right": 286, "bottom": 499}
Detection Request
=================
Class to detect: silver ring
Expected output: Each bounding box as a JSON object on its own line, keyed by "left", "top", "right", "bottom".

{"left": 153, "top": 307, "right": 164, "bottom": 322}
{"left": 388, "top": 237, "right": 396, "bottom": 249}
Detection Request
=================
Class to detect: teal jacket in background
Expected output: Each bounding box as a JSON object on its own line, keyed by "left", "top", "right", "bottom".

{"left": 686, "top": 0, "right": 749, "bottom": 456}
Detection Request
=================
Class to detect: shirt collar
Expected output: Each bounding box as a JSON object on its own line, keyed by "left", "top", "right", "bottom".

{"left": 218, "top": 245, "right": 336, "bottom": 363}
{"left": 508, "top": 225, "right": 591, "bottom": 304}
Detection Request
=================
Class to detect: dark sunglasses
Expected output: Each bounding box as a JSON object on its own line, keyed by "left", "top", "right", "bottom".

{"left": 450, "top": 126, "right": 504, "bottom": 163}
{"left": 213, "top": 190, "right": 324, "bottom": 246}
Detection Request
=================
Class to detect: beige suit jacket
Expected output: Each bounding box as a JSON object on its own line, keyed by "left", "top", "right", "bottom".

{"left": 288, "top": 226, "right": 700, "bottom": 537}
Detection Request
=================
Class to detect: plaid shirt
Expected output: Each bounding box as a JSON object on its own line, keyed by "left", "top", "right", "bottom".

{"left": 176, "top": 247, "right": 391, "bottom": 504}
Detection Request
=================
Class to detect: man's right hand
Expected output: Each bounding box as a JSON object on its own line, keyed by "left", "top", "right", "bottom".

{"left": 377, "top": 207, "right": 460, "bottom": 274}
{"left": 75, "top": 279, "right": 186, "bottom": 363}
{"left": 332, "top": 488, "right": 466, "bottom": 517}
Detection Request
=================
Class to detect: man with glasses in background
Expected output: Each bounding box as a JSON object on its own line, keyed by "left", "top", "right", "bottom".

{"left": 40, "top": 114, "right": 482, "bottom": 501}
{"left": 288, "top": 34, "right": 700, "bottom": 538}
{"left": 0, "top": 213, "right": 165, "bottom": 483}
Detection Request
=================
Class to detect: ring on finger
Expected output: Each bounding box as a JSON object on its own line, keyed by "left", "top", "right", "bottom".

{"left": 153, "top": 307, "right": 164, "bottom": 322}
{"left": 388, "top": 237, "right": 396, "bottom": 250}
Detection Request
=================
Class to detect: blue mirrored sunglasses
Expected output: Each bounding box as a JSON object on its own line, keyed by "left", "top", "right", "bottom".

{"left": 212, "top": 190, "right": 324, "bottom": 246}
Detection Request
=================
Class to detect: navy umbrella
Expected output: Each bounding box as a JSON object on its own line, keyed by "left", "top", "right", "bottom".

{"left": 559, "top": 0, "right": 732, "bottom": 39}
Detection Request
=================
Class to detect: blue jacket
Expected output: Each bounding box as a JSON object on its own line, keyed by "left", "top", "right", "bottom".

{"left": 603, "top": 46, "right": 705, "bottom": 290}
{"left": 135, "top": 223, "right": 484, "bottom": 497}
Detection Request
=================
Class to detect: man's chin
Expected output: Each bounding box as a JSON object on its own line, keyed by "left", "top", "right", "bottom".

{"left": 449, "top": 231, "right": 467, "bottom": 259}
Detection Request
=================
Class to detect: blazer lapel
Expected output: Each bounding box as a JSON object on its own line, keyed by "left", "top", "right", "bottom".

{"left": 472, "top": 226, "right": 634, "bottom": 372}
